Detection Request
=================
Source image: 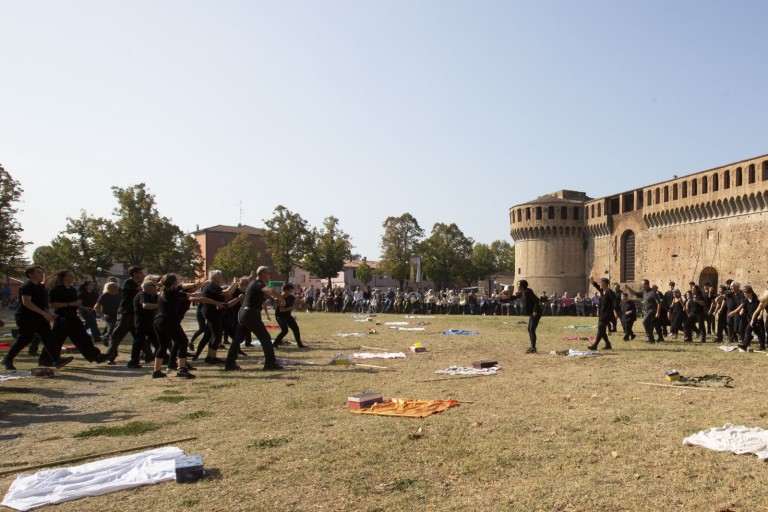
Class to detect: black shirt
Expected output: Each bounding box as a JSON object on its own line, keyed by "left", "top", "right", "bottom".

{"left": 225, "top": 288, "right": 244, "bottom": 323}
{"left": 592, "top": 282, "right": 617, "bottom": 322}
{"left": 119, "top": 279, "right": 140, "bottom": 315}
{"left": 78, "top": 289, "right": 99, "bottom": 308}
{"left": 276, "top": 294, "right": 295, "bottom": 319}
{"left": 133, "top": 291, "right": 158, "bottom": 327}
{"left": 49, "top": 285, "right": 79, "bottom": 317}
{"left": 243, "top": 280, "right": 267, "bottom": 309}
{"left": 726, "top": 291, "right": 743, "bottom": 312}
{"left": 516, "top": 289, "right": 540, "bottom": 316}
{"left": 202, "top": 282, "right": 224, "bottom": 316}
{"left": 16, "top": 281, "right": 49, "bottom": 322}
{"left": 156, "top": 286, "right": 188, "bottom": 323}
{"left": 96, "top": 292, "right": 121, "bottom": 320}
{"left": 619, "top": 300, "right": 636, "bottom": 319}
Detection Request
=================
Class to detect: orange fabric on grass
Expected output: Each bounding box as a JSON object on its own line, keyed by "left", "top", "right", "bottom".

{"left": 350, "top": 398, "right": 459, "bottom": 418}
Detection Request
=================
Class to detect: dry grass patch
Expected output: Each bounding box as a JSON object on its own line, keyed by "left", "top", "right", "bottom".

{"left": 2, "top": 312, "right": 768, "bottom": 511}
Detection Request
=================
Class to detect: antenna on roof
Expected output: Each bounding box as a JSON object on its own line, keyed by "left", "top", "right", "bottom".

{"left": 238, "top": 201, "right": 243, "bottom": 227}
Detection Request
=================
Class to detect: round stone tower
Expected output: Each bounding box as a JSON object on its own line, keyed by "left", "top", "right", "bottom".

{"left": 509, "top": 190, "right": 590, "bottom": 296}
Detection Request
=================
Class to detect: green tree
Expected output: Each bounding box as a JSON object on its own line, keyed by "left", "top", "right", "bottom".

{"left": 379, "top": 213, "right": 424, "bottom": 290}
{"left": 355, "top": 259, "right": 373, "bottom": 286}
{"left": 491, "top": 240, "right": 515, "bottom": 273}
{"left": 263, "top": 205, "right": 311, "bottom": 282}
{"left": 418, "top": 223, "right": 473, "bottom": 290}
{"left": 105, "top": 183, "right": 202, "bottom": 275}
{"left": 0, "top": 165, "right": 27, "bottom": 275}
{"left": 470, "top": 243, "right": 497, "bottom": 283}
{"left": 212, "top": 232, "right": 260, "bottom": 279}
{"left": 33, "top": 241, "right": 78, "bottom": 276}
{"left": 302, "top": 216, "right": 352, "bottom": 290}
{"left": 62, "top": 211, "right": 113, "bottom": 280}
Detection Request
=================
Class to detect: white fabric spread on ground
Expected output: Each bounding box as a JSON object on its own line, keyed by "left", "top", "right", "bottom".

{"left": 683, "top": 424, "right": 768, "bottom": 460}
{"left": 0, "top": 371, "right": 34, "bottom": 382}
{"left": 352, "top": 352, "right": 407, "bottom": 360}
{"left": 337, "top": 332, "right": 368, "bottom": 337}
{"left": 389, "top": 327, "right": 425, "bottom": 331}
{"left": 718, "top": 345, "right": 739, "bottom": 352}
{"left": 548, "top": 349, "right": 601, "bottom": 357}
{"left": 404, "top": 316, "right": 435, "bottom": 319}
{"left": 434, "top": 365, "right": 500, "bottom": 376}
{"left": 384, "top": 322, "right": 408, "bottom": 325}
{"left": 1, "top": 446, "right": 184, "bottom": 511}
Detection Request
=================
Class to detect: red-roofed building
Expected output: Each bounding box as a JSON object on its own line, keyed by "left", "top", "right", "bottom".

{"left": 193, "top": 224, "right": 272, "bottom": 277}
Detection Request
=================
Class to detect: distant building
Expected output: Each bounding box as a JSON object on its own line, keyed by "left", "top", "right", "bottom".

{"left": 509, "top": 153, "right": 768, "bottom": 294}
{"left": 330, "top": 259, "right": 437, "bottom": 291}
{"left": 193, "top": 224, "right": 271, "bottom": 277}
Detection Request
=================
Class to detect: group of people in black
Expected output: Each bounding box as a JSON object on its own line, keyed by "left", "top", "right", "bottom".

{"left": 501, "top": 275, "right": 768, "bottom": 354}
{"left": 2, "top": 265, "right": 305, "bottom": 378}
{"left": 587, "top": 276, "right": 767, "bottom": 352}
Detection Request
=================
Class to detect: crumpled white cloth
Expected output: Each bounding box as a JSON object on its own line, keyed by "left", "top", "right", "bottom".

{"left": 352, "top": 352, "right": 406, "bottom": 360}
{"left": 718, "top": 345, "right": 739, "bottom": 352}
{"left": 683, "top": 424, "right": 768, "bottom": 460}
{"left": 0, "top": 371, "right": 34, "bottom": 382}
{"left": 1, "top": 446, "right": 184, "bottom": 511}
{"left": 337, "top": 332, "right": 368, "bottom": 337}
{"left": 384, "top": 322, "right": 408, "bottom": 326}
{"left": 404, "top": 315, "right": 435, "bottom": 319}
{"left": 434, "top": 365, "right": 500, "bottom": 376}
{"left": 548, "top": 349, "right": 601, "bottom": 357}
{"left": 389, "top": 327, "right": 425, "bottom": 331}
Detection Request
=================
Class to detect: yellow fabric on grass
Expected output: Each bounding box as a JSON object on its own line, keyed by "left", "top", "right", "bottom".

{"left": 350, "top": 398, "right": 459, "bottom": 418}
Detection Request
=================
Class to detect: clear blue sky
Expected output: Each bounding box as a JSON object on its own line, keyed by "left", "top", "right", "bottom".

{"left": 3, "top": 1, "right": 767, "bottom": 263}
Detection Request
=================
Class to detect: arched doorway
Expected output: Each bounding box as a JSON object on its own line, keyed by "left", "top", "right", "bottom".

{"left": 699, "top": 267, "right": 718, "bottom": 289}
{"left": 620, "top": 230, "right": 635, "bottom": 283}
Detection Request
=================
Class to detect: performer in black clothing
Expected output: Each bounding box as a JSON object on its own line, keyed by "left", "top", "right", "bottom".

{"left": 505, "top": 280, "right": 540, "bottom": 353}
{"left": 78, "top": 280, "right": 101, "bottom": 345}
{"left": 668, "top": 289, "right": 685, "bottom": 339}
{"left": 189, "top": 302, "right": 206, "bottom": 350}
{"left": 726, "top": 282, "right": 745, "bottom": 343}
{"left": 738, "top": 285, "right": 763, "bottom": 351}
{"left": 712, "top": 285, "right": 728, "bottom": 342}
{"left": 153, "top": 274, "right": 216, "bottom": 379}
{"left": 750, "top": 290, "right": 768, "bottom": 351}
{"left": 702, "top": 282, "right": 715, "bottom": 335}
{"left": 2, "top": 266, "right": 74, "bottom": 371}
{"left": 223, "top": 277, "right": 251, "bottom": 371}
{"left": 683, "top": 285, "right": 707, "bottom": 343}
{"left": 194, "top": 270, "right": 238, "bottom": 364}
{"left": 95, "top": 282, "right": 120, "bottom": 347}
{"left": 609, "top": 284, "right": 621, "bottom": 332}
{"left": 273, "top": 283, "right": 305, "bottom": 348}
{"left": 129, "top": 280, "right": 159, "bottom": 368}
{"left": 588, "top": 276, "right": 615, "bottom": 350}
{"left": 626, "top": 279, "right": 663, "bottom": 343}
{"left": 107, "top": 266, "right": 144, "bottom": 363}
{"left": 619, "top": 292, "right": 636, "bottom": 341}
{"left": 45, "top": 270, "right": 109, "bottom": 365}
{"left": 238, "top": 267, "right": 286, "bottom": 370}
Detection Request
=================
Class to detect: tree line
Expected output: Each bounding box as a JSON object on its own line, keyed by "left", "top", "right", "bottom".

{"left": 0, "top": 166, "right": 513, "bottom": 288}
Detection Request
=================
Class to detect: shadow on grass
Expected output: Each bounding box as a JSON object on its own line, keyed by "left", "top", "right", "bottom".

{"left": 0, "top": 399, "right": 138, "bottom": 427}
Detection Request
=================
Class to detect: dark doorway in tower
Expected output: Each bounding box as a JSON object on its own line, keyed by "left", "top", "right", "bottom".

{"left": 620, "top": 230, "right": 635, "bottom": 283}
{"left": 699, "top": 267, "right": 718, "bottom": 290}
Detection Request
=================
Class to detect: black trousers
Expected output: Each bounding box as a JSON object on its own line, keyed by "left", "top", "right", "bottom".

{"left": 51, "top": 315, "right": 102, "bottom": 362}
{"left": 642, "top": 313, "right": 662, "bottom": 341}
{"left": 80, "top": 309, "right": 101, "bottom": 343}
{"left": 727, "top": 314, "right": 742, "bottom": 343}
{"left": 621, "top": 317, "right": 635, "bottom": 339}
{"left": 154, "top": 318, "right": 189, "bottom": 361}
{"left": 6, "top": 317, "right": 62, "bottom": 363}
{"left": 594, "top": 319, "right": 610, "bottom": 347}
{"left": 132, "top": 322, "right": 158, "bottom": 363}
{"left": 744, "top": 318, "right": 766, "bottom": 348}
{"left": 716, "top": 311, "right": 728, "bottom": 341}
{"left": 195, "top": 311, "right": 223, "bottom": 358}
{"left": 108, "top": 313, "right": 136, "bottom": 360}
{"left": 684, "top": 313, "right": 706, "bottom": 342}
{"left": 527, "top": 314, "right": 540, "bottom": 348}
{"left": 239, "top": 307, "right": 276, "bottom": 365}
{"left": 224, "top": 318, "right": 249, "bottom": 366}
{"left": 274, "top": 315, "right": 301, "bottom": 345}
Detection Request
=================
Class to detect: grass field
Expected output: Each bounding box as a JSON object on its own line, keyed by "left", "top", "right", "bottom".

{"left": 1, "top": 311, "right": 766, "bottom": 511}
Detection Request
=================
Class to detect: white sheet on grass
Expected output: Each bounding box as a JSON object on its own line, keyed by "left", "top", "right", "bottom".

{"left": 434, "top": 365, "right": 500, "bottom": 376}
{"left": 1, "top": 446, "right": 184, "bottom": 511}
{"left": 352, "top": 352, "right": 406, "bottom": 360}
{"left": 683, "top": 424, "right": 768, "bottom": 460}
